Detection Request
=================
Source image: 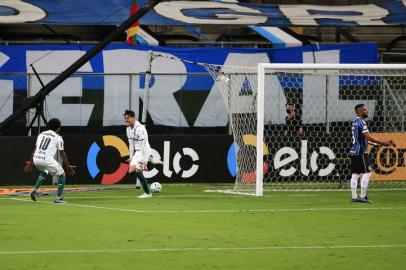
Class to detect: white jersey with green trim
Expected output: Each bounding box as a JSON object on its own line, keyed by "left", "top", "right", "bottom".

{"left": 33, "top": 130, "right": 64, "bottom": 160}
{"left": 126, "top": 121, "right": 151, "bottom": 161}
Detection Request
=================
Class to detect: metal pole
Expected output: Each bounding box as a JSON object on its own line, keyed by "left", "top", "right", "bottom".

{"left": 31, "top": 64, "right": 46, "bottom": 136}
{"left": 129, "top": 74, "right": 133, "bottom": 111}
{"left": 27, "top": 75, "right": 32, "bottom": 136}
{"left": 228, "top": 76, "right": 232, "bottom": 135}
{"left": 37, "top": 105, "right": 41, "bottom": 135}
{"left": 325, "top": 74, "right": 330, "bottom": 134}
{"left": 256, "top": 64, "right": 265, "bottom": 197}
{"left": 382, "top": 78, "right": 387, "bottom": 131}
{"left": 142, "top": 50, "right": 153, "bottom": 125}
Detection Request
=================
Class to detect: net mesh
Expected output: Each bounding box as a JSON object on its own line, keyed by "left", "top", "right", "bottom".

{"left": 205, "top": 64, "right": 406, "bottom": 193}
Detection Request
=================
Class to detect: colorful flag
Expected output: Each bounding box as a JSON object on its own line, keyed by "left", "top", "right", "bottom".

{"left": 126, "top": 0, "right": 140, "bottom": 45}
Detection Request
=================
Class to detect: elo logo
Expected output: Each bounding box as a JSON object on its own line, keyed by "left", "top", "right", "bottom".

{"left": 87, "top": 135, "right": 129, "bottom": 184}
{"left": 87, "top": 137, "right": 199, "bottom": 182}
{"left": 227, "top": 134, "right": 269, "bottom": 177}
{"left": 227, "top": 135, "right": 336, "bottom": 178}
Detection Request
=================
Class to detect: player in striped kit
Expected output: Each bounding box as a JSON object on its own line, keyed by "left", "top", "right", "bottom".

{"left": 350, "top": 104, "right": 393, "bottom": 203}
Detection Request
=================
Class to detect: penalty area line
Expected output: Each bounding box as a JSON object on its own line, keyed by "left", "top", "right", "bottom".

{"left": 9, "top": 198, "right": 406, "bottom": 213}
{"left": 1, "top": 244, "right": 406, "bottom": 255}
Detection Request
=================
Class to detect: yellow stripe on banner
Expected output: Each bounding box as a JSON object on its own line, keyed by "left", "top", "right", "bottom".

{"left": 0, "top": 188, "right": 85, "bottom": 195}
{"left": 103, "top": 135, "right": 129, "bottom": 157}
{"left": 242, "top": 134, "right": 269, "bottom": 155}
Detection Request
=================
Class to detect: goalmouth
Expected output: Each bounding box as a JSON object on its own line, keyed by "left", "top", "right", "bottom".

{"left": 213, "top": 63, "right": 406, "bottom": 196}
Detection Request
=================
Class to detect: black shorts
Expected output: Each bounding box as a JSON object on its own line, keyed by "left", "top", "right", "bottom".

{"left": 350, "top": 153, "right": 371, "bottom": 174}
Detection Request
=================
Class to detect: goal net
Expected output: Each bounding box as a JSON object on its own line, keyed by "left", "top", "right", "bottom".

{"left": 207, "top": 63, "right": 406, "bottom": 196}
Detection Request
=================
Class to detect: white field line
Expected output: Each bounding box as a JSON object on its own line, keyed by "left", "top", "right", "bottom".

{"left": 1, "top": 193, "right": 405, "bottom": 200}
{"left": 1, "top": 244, "right": 406, "bottom": 255}
{"left": 56, "top": 194, "right": 316, "bottom": 199}
{"left": 263, "top": 188, "right": 406, "bottom": 192}
{"left": 0, "top": 194, "right": 316, "bottom": 200}
{"left": 9, "top": 198, "right": 406, "bottom": 213}
{"left": 1, "top": 189, "right": 404, "bottom": 200}
{"left": 205, "top": 189, "right": 406, "bottom": 195}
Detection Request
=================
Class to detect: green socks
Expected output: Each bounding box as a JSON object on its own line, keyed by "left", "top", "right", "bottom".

{"left": 136, "top": 172, "right": 150, "bottom": 194}
{"left": 34, "top": 173, "right": 65, "bottom": 198}
{"left": 56, "top": 175, "right": 65, "bottom": 198}
{"left": 34, "top": 172, "right": 47, "bottom": 191}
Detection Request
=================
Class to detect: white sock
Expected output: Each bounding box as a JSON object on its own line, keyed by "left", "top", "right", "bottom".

{"left": 360, "top": 172, "right": 371, "bottom": 198}
{"left": 350, "top": 174, "right": 359, "bottom": 199}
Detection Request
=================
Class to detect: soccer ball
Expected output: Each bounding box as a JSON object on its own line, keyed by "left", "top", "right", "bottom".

{"left": 150, "top": 182, "right": 162, "bottom": 193}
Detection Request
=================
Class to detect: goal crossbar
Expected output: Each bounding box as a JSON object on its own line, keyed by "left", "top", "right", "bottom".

{"left": 259, "top": 63, "right": 406, "bottom": 71}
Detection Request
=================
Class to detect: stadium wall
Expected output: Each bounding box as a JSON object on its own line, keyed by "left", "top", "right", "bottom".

{"left": 2, "top": 133, "right": 405, "bottom": 186}
{"left": 0, "top": 135, "right": 234, "bottom": 185}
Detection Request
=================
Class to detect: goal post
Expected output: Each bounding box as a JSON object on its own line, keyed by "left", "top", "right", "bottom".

{"left": 256, "top": 64, "right": 265, "bottom": 196}
{"left": 211, "top": 63, "right": 406, "bottom": 196}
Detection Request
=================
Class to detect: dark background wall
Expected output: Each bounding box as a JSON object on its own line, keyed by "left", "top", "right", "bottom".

{"left": 0, "top": 135, "right": 235, "bottom": 186}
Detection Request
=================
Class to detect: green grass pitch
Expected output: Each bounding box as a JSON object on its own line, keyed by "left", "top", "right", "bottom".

{"left": 0, "top": 184, "right": 405, "bottom": 270}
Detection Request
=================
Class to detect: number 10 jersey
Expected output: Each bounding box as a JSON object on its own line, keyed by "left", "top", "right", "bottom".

{"left": 34, "top": 130, "right": 64, "bottom": 160}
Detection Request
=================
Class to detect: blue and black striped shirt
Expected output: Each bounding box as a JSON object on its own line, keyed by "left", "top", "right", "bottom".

{"left": 350, "top": 117, "right": 369, "bottom": 156}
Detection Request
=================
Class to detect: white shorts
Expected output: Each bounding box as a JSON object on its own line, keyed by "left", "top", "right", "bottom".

{"left": 33, "top": 158, "right": 64, "bottom": 176}
{"left": 130, "top": 151, "right": 147, "bottom": 171}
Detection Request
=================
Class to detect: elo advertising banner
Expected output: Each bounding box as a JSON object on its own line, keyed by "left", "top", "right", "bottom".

{"left": 1, "top": 133, "right": 405, "bottom": 186}
{"left": 0, "top": 135, "right": 234, "bottom": 185}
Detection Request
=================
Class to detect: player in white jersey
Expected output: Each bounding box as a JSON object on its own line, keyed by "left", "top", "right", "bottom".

{"left": 24, "top": 118, "right": 75, "bottom": 203}
{"left": 124, "top": 110, "right": 154, "bottom": 198}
